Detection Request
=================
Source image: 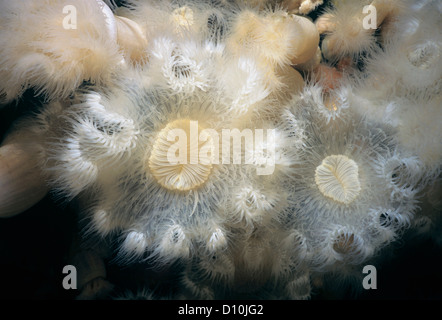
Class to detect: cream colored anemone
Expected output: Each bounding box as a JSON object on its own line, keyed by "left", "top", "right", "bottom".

{"left": 41, "top": 95, "right": 139, "bottom": 199}
{"left": 282, "top": 0, "right": 324, "bottom": 15}
{"left": 326, "top": 227, "right": 372, "bottom": 264}
{"left": 363, "top": 3, "right": 442, "bottom": 98}
{"left": 39, "top": 82, "right": 243, "bottom": 265}
{"left": 296, "top": 83, "right": 350, "bottom": 123}
{"left": 148, "top": 119, "right": 215, "bottom": 192}
{"left": 172, "top": 6, "right": 195, "bottom": 31}
{"left": 226, "top": 183, "right": 285, "bottom": 229}
{"left": 146, "top": 36, "right": 214, "bottom": 93}
{"left": 223, "top": 8, "right": 318, "bottom": 98}
{"left": 0, "top": 0, "right": 149, "bottom": 103}
{"left": 227, "top": 9, "right": 319, "bottom": 66}
{"left": 1, "top": 0, "right": 439, "bottom": 302}
{"left": 0, "top": 130, "right": 48, "bottom": 218}
{"left": 316, "top": 0, "right": 400, "bottom": 62}
{"left": 315, "top": 154, "right": 361, "bottom": 205}
{"left": 395, "top": 97, "right": 442, "bottom": 171}
{"left": 216, "top": 56, "right": 272, "bottom": 117}
{"left": 280, "top": 99, "right": 418, "bottom": 273}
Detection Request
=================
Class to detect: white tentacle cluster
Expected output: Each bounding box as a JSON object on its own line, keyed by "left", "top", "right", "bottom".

{"left": 0, "top": 0, "right": 440, "bottom": 300}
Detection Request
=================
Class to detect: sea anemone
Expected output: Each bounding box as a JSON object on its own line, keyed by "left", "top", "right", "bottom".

{"left": 0, "top": 0, "right": 123, "bottom": 103}
{"left": 317, "top": 0, "right": 381, "bottom": 62}
{"left": 362, "top": 0, "right": 442, "bottom": 99}
{"left": 314, "top": 154, "right": 361, "bottom": 205}
{"left": 39, "top": 83, "right": 239, "bottom": 265}
{"left": 282, "top": 0, "right": 324, "bottom": 15}
{"left": 1, "top": 0, "right": 440, "bottom": 300}
{"left": 279, "top": 93, "right": 418, "bottom": 275}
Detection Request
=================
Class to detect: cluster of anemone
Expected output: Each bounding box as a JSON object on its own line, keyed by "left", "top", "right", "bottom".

{"left": 0, "top": 0, "right": 441, "bottom": 300}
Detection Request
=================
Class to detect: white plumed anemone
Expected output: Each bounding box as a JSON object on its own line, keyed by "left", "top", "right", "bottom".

{"left": 395, "top": 96, "right": 442, "bottom": 171}
{"left": 216, "top": 56, "right": 272, "bottom": 116}
{"left": 234, "top": 186, "right": 277, "bottom": 222}
{"left": 374, "top": 149, "right": 428, "bottom": 202}
{"left": 91, "top": 208, "right": 119, "bottom": 236}
{"left": 315, "top": 154, "right": 361, "bottom": 205}
{"left": 37, "top": 71, "right": 248, "bottom": 264}
{"left": 9, "top": 0, "right": 441, "bottom": 300}
{"left": 368, "top": 207, "right": 411, "bottom": 240}
{"left": 327, "top": 227, "right": 372, "bottom": 265}
{"left": 227, "top": 9, "right": 318, "bottom": 67}
{"left": 354, "top": 94, "right": 442, "bottom": 173}
{"left": 350, "top": 94, "right": 441, "bottom": 177}
{"left": 284, "top": 274, "right": 311, "bottom": 300}
{"left": 318, "top": 0, "right": 380, "bottom": 62}
{"left": 279, "top": 97, "right": 418, "bottom": 272}
{"left": 179, "top": 225, "right": 313, "bottom": 299}
{"left": 119, "top": 230, "right": 150, "bottom": 261}
{"left": 186, "top": 246, "right": 236, "bottom": 289}
{"left": 296, "top": 83, "right": 350, "bottom": 123}
{"left": 360, "top": 0, "right": 441, "bottom": 98}
{"left": 146, "top": 36, "right": 216, "bottom": 93}
{"left": 0, "top": 0, "right": 123, "bottom": 103}
{"left": 282, "top": 0, "right": 324, "bottom": 15}
{"left": 119, "top": 0, "right": 229, "bottom": 41}
{"left": 276, "top": 232, "right": 309, "bottom": 281}
{"left": 203, "top": 224, "right": 229, "bottom": 254}
{"left": 365, "top": 35, "right": 442, "bottom": 99}
{"left": 222, "top": 7, "right": 317, "bottom": 98}
{"left": 171, "top": 6, "right": 195, "bottom": 31}
{"left": 156, "top": 223, "right": 192, "bottom": 261}
{"left": 148, "top": 119, "right": 215, "bottom": 192}
{"left": 41, "top": 93, "right": 139, "bottom": 199}
{"left": 271, "top": 66, "right": 305, "bottom": 104}
{"left": 224, "top": 180, "right": 288, "bottom": 230}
